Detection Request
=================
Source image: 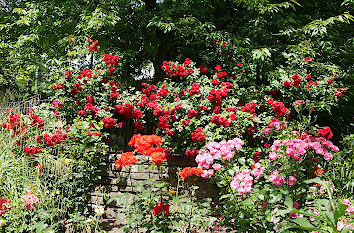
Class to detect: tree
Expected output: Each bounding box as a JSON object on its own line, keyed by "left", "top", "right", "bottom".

{"left": 0, "top": 0, "right": 352, "bottom": 99}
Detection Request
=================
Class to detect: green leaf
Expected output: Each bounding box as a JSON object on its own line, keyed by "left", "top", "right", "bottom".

{"left": 290, "top": 217, "right": 317, "bottom": 231}
{"left": 284, "top": 196, "right": 293, "bottom": 209}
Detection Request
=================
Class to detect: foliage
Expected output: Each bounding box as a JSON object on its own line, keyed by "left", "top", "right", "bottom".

{"left": 0, "top": 106, "right": 107, "bottom": 232}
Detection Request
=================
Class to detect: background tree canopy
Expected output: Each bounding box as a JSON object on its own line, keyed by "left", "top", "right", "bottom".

{"left": 0, "top": 0, "right": 353, "bottom": 133}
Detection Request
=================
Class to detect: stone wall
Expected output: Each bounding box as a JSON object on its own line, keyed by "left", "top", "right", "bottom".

{"left": 90, "top": 150, "right": 219, "bottom": 227}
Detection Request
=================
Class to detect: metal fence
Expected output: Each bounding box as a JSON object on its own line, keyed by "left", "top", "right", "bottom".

{"left": 0, "top": 95, "right": 51, "bottom": 115}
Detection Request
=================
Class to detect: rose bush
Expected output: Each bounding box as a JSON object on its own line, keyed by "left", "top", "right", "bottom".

{"left": 42, "top": 38, "right": 352, "bottom": 231}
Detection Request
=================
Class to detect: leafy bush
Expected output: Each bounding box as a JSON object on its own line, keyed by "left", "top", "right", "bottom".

{"left": 0, "top": 107, "right": 107, "bottom": 232}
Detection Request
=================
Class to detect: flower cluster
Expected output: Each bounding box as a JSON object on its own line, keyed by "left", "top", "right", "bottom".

{"left": 292, "top": 73, "right": 301, "bottom": 88}
{"left": 189, "top": 83, "right": 201, "bottom": 96}
{"left": 317, "top": 126, "right": 333, "bottom": 140}
{"left": 103, "top": 54, "right": 120, "bottom": 75}
{"left": 161, "top": 59, "right": 194, "bottom": 78}
{"left": 268, "top": 170, "right": 286, "bottom": 187}
{"left": 102, "top": 117, "right": 116, "bottom": 129}
{"left": 196, "top": 138, "right": 244, "bottom": 178}
{"left": 207, "top": 88, "right": 229, "bottom": 105}
{"left": 2, "top": 111, "right": 26, "bottom": 136}
{"left": 268, "top": 99, "right": 289, "bottom": 117}
{"left": 270, "top": 133, "right": 339, "bottom": 161}
{"left": 125, "top": 134, "right": 167, "bottom": 164}
{"left": 43, "top": 129, "right": 68, "bottom": 147}
{"left": 179, "top": 167, "right": 204, "bottom": 179}
{"left": 0, "top": 198, "right": 11, "bottom": 215}
{"left": 241, "top": 102, "right": 257, "bottom": 114}
{"left": 114, "top": 103, "right": 142, "bottom": 120}
{"left": 88, "top": 38, "right": 99, "bottom": 51}
{"left": 152, "top": 202, "right": 170, "bottom": 216}
{"left": 230, "top": 169, "right": 253, "bottom": 195}
{"left": 251, "top": 162, "right": 265, "bottom": 180}
{"left": 21, "top": 192, "right": 38, "bottom": 210}
{"left": 263, "top": 118, "right": 287, "bottom": 134}
{"left": 210, "top": 115, "right": 232, "bottom": 127}
{"left": 191, "top": 127, "right": 206, "bottom": 142}
{"left": 115, "top": 152, "right": 138, "bottom": 169}
{"left": 23, "top": 146, "right": 41, "bottom": 155}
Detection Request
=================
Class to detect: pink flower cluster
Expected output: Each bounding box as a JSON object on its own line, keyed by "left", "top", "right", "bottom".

{"left": 269, "top": 170, "right": 286, "bottom": 187}
{"left": 263, "top": 118, "right": 287, "bottom": 134}
{"left": 195, "top": 138, "right": 244, "bottom": 178}
{"left": 21, "top": 192, "right": 38, "bottom": 210}
{"left": 269, "top": 134, "right": 339, "bottom": 161}
{"left": 251, "top": 162, "right": 265, "bottom": 180}
{"left": 343, "top": 199, "right": 354, "bottom": 214}
{"left": 230, "top": 169, "right": 253, "bottom": 195}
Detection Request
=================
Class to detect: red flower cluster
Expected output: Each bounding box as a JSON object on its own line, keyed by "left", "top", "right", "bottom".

{"left": 199, "top": 65, "right": 207, "bottom": 74}
{"left": 211, "top": 79, "right": 219, "bottom": 86}
{"left": 102, "top": 117, "right": 116, "bottom": 129}
{"left": 141, "top": 83, "right": 157, "bottom": 97}
{"left": 335, "top": 88, "right": 343, "bottom": 99}
{"left": 221, "top": 82, "right": 233, "bottom": 89}
{"left": 152, "top": 202, "right": 169, "bottom": 216}
{"left": 64, "top": 71, "right": 72, "bottom": 80}
{"left": 3, "top": 112, "right": 26, "bottom": 136}
{"left": 43, "top": 129, "right": 67, "bottom": 147}
{"left": 188, "top": 109, "right": 199, "bottom": 118}
{"left": 23, "top": 146, "right": 41, "bottom": 155}
{"left": 88, "top": 38, "right": 99, "bottom": 51}
{"left": 189, "top": 83, "right": 201, "bottom": 96}
{"left": 284, "top": 81, "right": 291, "bottom": 87}
{"left": 71, "top": 83, "right": 82, "bottom": 95}
{"left": 292, "top": 73, "right": 301, "bottom": 88}
{"left": 29, "top": 112, "right": 45, "bottom": 128}
{"left": 84, "top": 103, "right": 99, "bottom": 115}
{"left": 133, "top": 122, "right": 143, "bottom": 130}
{"left": 317, "top": 127, "right": 333, "bottom": 140}
{"left": 207, "top": 88, "right": 229, "bottom": 105}
{"left": 241, "top": 102, "right": 257, "bottom": 114}
{"left": 0, "top": 198, "right": 11, "bottom": 215}
{"left": 53, "top": 81, "right": 66, "bottom": 89}
{"left": 114, "top": 104, "right": 142, "bottom": 120}
{"left": 253, "top": 152, "right": 261, "bottom": 162}
{"left": 210, "top": 115, "right": 231, "bottom": 127}
{"left": 158, "top": 86, "right": 170, "bottom": 97}
{"left": 161, "top": 59, "right": 194, "bottom": 78}
{"left": 216, "top": 71, "right": 227, "bottom": 79}
{"left": 185, "top": 148, "right": 198, "bottom": 158}
{"left": 80, "top": 68, "right": 92, "bottom": 78}
{"left": 191, "top": 127, "right": 206, "bottom": 142}
{"left": 103, "top": 54, "right": 120, "bottom": 66}
{"left": 78, "top": 110, "right": 86, "bottom": 116}
{"left": 115, "top": 152, "right": 138, "bottom": 169}
{"left": 268, "top": 99, "right": 289, "bottom": 117}
{"left": 179, "top": 167, "right": 204, "bottom": 179}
